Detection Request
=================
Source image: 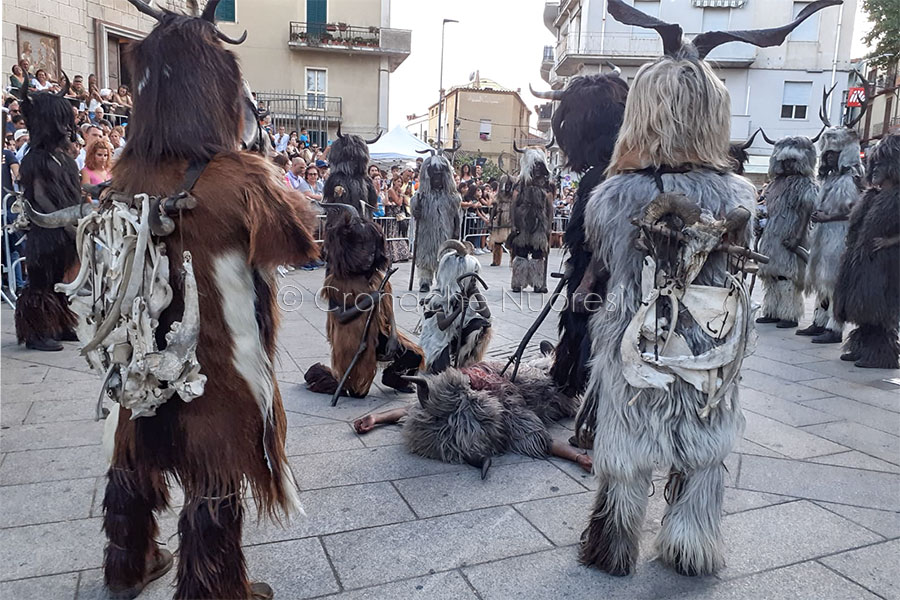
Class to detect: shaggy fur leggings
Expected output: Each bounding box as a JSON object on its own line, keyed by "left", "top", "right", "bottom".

{"left": 13, "top": 228, "right": 76, "bottom": 344}
{"left": 103, "top": 465, "right": 251, "bottom": 599}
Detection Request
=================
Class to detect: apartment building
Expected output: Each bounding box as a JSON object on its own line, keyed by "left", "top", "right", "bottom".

{"left": 4, "top": 0, "right": 410, "bottom": 144}
{"left": 540, "top": 0, "right": 858, "bottom": 172}
{"left": 423, "top": 75, "right": 533, "bottom": 161}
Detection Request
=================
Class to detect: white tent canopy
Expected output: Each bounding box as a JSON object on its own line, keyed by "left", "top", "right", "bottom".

{"left": 367, "top": 125, "right": 433, "bottom": 166}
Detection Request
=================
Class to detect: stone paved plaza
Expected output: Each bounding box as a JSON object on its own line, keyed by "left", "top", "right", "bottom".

{"left": 1, "top": 248, "right": 898, "bottom": 599}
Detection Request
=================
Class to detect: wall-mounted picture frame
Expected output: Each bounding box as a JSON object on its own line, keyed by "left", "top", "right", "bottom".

{"left": 17, "top": 26, "right": 62, "bottom": 82}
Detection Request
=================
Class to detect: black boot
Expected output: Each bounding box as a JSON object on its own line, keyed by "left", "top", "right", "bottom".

{"left": 776, "top": 320, "right": 798, "bottom": 329}
{"left": 58, "top": 328, "right": 79, "bottom": 342}
{"left": 756, "top": 316, "right": 779, "bottom": 324}
{"left": 25, "top": 337, "right": 64, "bottom": 352}
{"left": 840, "top": 352, "right": 860, "bottom": 362}
{"left": 381, "top": 371, "right": 414, "bottom": 393}
{"left": 796, "top": 323, "right": 826, "bottom": 336}
{"left": 811, "top": 330, "right": 842, "bottom": 344}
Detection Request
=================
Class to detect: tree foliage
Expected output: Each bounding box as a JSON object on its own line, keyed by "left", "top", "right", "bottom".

{"left": 861, "top": 0, "right": 900, "bottom": 70}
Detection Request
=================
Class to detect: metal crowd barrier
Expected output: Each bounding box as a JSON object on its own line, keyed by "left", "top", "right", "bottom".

{"left": 310, "top": 213, "right": 412, "bottom": 246}
{"left": 2, "top": 192, "right": 26, "bottom": 308}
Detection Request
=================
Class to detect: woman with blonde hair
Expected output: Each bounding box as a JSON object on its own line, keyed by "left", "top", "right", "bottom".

{"left": 81, "top": 138, "right": 114, "bottom": 186}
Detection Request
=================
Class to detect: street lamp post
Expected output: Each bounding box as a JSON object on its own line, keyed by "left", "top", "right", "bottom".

{"left": 436, "top": 18, "right": 458, "bottom": 149}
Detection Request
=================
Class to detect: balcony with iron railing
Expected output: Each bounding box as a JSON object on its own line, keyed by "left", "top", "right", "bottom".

{"left": 288, "top": 22, "right": 411, "bottom": 71}
{"left": 540, "top": 44, "right": 555, "bottom": 84}
{"left": 554, "top": 31, "right": 756, "bottom": 76}
{"left": 255, "top": 90, "right": 343, "bottom": 137}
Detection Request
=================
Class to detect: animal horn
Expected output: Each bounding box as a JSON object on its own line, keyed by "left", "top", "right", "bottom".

{"left": 606, "top": 0, "right": 684, "bottom": 57}
{"left": 22, "top": 200, "right": 91, "bottom": 229}
{"left": 740, "top": 128, "right": 761, "bottom": 150}
{"left": 758, "top": 128, "right": 777, "bottom": 146}
{"left": 317, "top": 201, "right": 359, "bottom": 220}
{"left": 464, "top": 455, "right": 492, "bottom": 480}
{"left": 819, "top": 82, "right": 837, "bottom": 127}
{"left": 125, "top": 0, "right": 165, "bottom": 21}
{"left": 365, "top": 130, "right": 383, "bottom": 144}
{"left": 216, "top": 29, "right": 248, "bottom": 44}
{"left": 55, "top": 72, "right": 71, "bottom": 97}
{"left": 809, "top": 125, "right": 827, "bottom": 144}
{"left": 642, "top": 192, "right": 701, "bottom": 226}
{"left": 605, "top": 62, "right": 622, "bottom": 77}
{"left": 440, "top": 239, "right": 469, "bottom": 257}
{"left": 512, "top": 139, "right": 525, "bottom": 153}
{"left": 545, "top": 135, "right": 555, "bottom": 149}
{"left": 529, "top": 84, "right": 564, "bottom": 101}
{"left": 845, "top": 69, "right": 872, "bottom": 129}
{"left": 336, "top": 122, "right": 345, "bottom": 139}
{"left": 201, "top": 0, "right": 220, "bottom": 21}
{"left": 416, "top": 148, "right": 436, "bottom": 156}
{"left": 497, "top": 152, "right": 507, "bottom": 175}
{"left": 401, "top": 376, "right": 429, "bottom": 408}
{"left": 723, "top": 206, "right": 751, "bottom": 233}
{"left": 443, "top": 141, "right": 461, "bottom": 154}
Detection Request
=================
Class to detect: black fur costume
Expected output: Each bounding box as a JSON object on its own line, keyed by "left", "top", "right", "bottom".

{"left": 322, "top": 126, "right": 381, "bottom": 219}
{"left": 508, "top": 148, "right": 554, "bottom": 293}
{"left": 538, "top": 73, "right": 628, "bottom": 398}
{"left": 834, "top": 133, "right": 900, "bottom": 369}
{"left": 14, "top": 86, "right": 80, "bottom": 347}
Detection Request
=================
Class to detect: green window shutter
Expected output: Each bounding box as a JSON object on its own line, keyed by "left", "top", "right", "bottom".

{"left": 215, "top": 0, "right": 236, "bottom": 23}
{"left": 307, "top": 0, "right": 326, "bottom": 24}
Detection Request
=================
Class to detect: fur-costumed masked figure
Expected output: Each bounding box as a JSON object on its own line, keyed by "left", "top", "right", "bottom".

{"left": 305, "top": 203, "right": 424, "bottom": 397}
{"left": 352, "top": 347, "right": 592, "bottom": 476}
{"left": 577, "top": 0, "right": 840, "bottom": 578}
{"left": 834, "top": 133, "right": 900, "bottom": 369}
{"left": 508, "top": 143, "right": 554, "bottom": 293}
{"left": 94, "top": 2, "right": 320, "bottom": 598}
{"left": 754, "top": 131, "right": 820, "bottom": 327}
{"left": 531, "top": 68, "right": 629, "bottom": 401}
{"left": 488, "top": 156, "right": 515, "bottom": 266}
{"left": 14, "top": 79, "right": 82, "bottom": 352}
{"left": 322, "top": 125, "right": 382, "bottom": 219}
{"left": 799, "top": 87, "right": 868, "bottom": 343}
{"left": 411, "top": 153, "right": 461, "bottom": 292}
{"left": 420, "top": 240, "right": 492, "bottom": 373}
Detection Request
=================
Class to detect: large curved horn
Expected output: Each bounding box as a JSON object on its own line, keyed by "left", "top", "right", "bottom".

{"left": 23, "top": 200, "right": 91, "bottom": 229}
{"left": 442, "top": 142, "right": 461, "bottom": 154}
{"left": 497, "top": 152, "right": 507, "bottom": 175}
{"left": 545, "top": 135, "right": 555, "bottom": 149}
{"left": 401, "top": 376, "right": 429, "bottom": 408}
{"left": 758, "top": 128, "right": 777, "bottom": 146}
{"left": 809, "top": 124, "right": 827, "bottom": 144}
{"left": 723, "top": 206, "right": 751, "bottom": 233}
{"left": 365, "top": 130, "right": 383, "bottom": 145}
{"left": 216, "top": 29, "right": 247, "bottom": 44}
{"left": 440, "top": 239, "right": 469, "bottom": 257}
{"left": 740, "top": 128, "right": 761, "bottom": 150}
{"left": 317, "top": 201, "right": 359, "bottom": 220}
{"left": 819, "top": 82, "right": 836, "bottom": 127}
{"left": 845, "top": 70, "right": 872, "bottom": 129}
{"left": 55, "top": 72, "right": 70, "bottom": 97}
{"left": 201, "top": 0, "right": 220, "bottom": 21}
{"left": 336, "top": 122, "right": 345, "bottom": 139}
{"left": 512, "top": 139, "right": 525, "bottom": 153}
{"left": 605, "top": 62, "right": 622, "bottom": 77}
{"left": 125, "top": 0, "right": 165, "bottom": 21}
{"left": 529, "top": 83, "right": 564, "bottom": 101}
{"left": 642, "top": 192, "right": 701, "bottom": 226}
{"left": 416, "top": 148, "right": 436, "bottom": 156}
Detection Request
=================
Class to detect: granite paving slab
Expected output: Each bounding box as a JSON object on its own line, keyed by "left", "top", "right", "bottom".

{"left": 738, "top": 371, "right": 833, "bottom": 402}
{"left": 802, "top": 395, "right": 900, "bottom": 436}
{"left": 0, "top": 518, "right": 105, "bottom": 580}
{"left": 0, "top": 572, "right": 79, "bottom": 600}
{"left": 284, "top": 422, "right": 366, "bottom": 456}
{"left": 802, "top": 420, "right": 899, "bottom": 464}
{"left": 808, "top": 450, "right": 900, "bottom": 473}
{"left": 739, "top": 455, "right": 899, "bottom": 511}
{"left": 241, "top": 481, "right": 416, "bottom": 545}
{"left": 801, "top": 377, "right": 900, "bottom": 413}
{"left": 393, "top": 460, "right": 585, "bottom": 518}
{"left": 0, "top": 445, "right": 107, "bottom": 485}
{"left": 742, "top": 411, "right": 846, "bottom": 459}
{"left": 313, "top": 570, "right": 479, "bottom": 600}
{"left": 815, "top": 502, "right": 900, "bottom": 539}
{"left": 819, "top": 539, "right": 900, "bottom": 600}
{"left": 740, "top": 388, "right": 837, "bottom": 427}
{"left": 0, "top": 478, "right": 96, "bottom": 528}
{"left": 0, "top": 420, "right": 104, "bottom": 452}
{"left": 719, "top": 501, "right": 881, "bottom": 578}
{"left": 323, "top": 506, "right": 552, "bottom": 589}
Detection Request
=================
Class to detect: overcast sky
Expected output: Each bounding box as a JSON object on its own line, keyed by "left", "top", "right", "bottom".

{"left": 387, "top": 0, "right": 872, "bottom": 130}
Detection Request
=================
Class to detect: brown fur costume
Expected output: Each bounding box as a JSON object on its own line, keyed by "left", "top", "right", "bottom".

{"left": 305, "top": 205, "right": 423, "bottom": 397}
{"left": 101, "top": 2, "right": 318, "bottom": 599}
